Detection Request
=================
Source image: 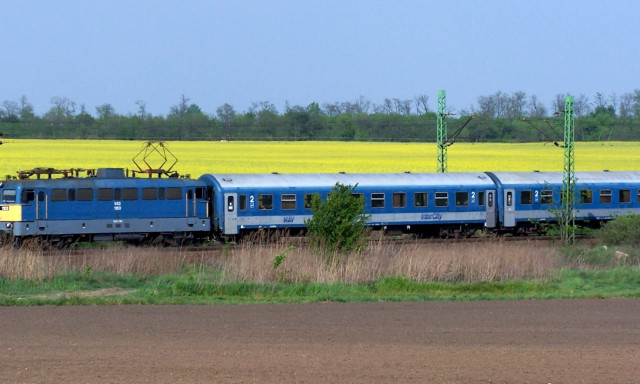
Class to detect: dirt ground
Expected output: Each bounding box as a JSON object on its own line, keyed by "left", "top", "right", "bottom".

{"left": 0, "top": 299, "right": 638, "bottom": 383}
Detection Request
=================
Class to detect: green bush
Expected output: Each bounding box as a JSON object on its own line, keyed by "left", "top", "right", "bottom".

{"left": 305, "top": 183, "right": 370, "bottom": 253}
{"left": 597, "top": 214, "right": 640, "bottom": 246}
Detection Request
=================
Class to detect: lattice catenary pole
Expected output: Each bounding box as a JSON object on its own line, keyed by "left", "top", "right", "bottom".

{"left": 436, "top": 90, "right": 447, "bottom": 173}
{"left": 561, "top": 95, "right": 576, "bottom": 245}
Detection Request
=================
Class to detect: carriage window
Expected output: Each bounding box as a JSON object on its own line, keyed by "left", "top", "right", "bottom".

{"left": 352, "top": 193, "right": 363, "bottom": 200}
{"left": 455, "top": 192, "right": 469, "bottom": 206}
{"left": 281, "top": 194, "right": 296, "bottom": 210}
{"left": 520, "top": 190, "right": 532, "bottom": 205}
{"left": 304, "top": 194, "right": 315, "bottom": 209}
{"left": 619, "top": 189, "right": 630, "bottom": 203}
{"left": 77, "top": 188, "right": 93, "bottom": 201}
{"left": 67, "top": 189, "right": 75, "bottom": 201}
{"left": 414, "top": 192, "right": 427, "bottom": 207}
{"left": 51, "top": 188, "right": 67, "bottom": 202}
{"left": 580, "top": 190, "right": 593, "bottom": 204}
{"left": 541, "top": 190, "right": 553, "bottom": 204}
{"left": 239, "top": 195, "right": 247, "bottom": 210}
{"left": 478, "top": 191, "right": 485, "bottom": 206}
{"left": 142, "top": 188, "right": 158, "bottom": 200}
{"left": 393, "top": 193, "right": 406, "bottom": 208}
{"left": 258, "top": 194, "right": 273, "bottom": 210}
{"left": 98, "top": 188, "right": 113, "bottom": 201}
{"left": 371, "top": 193, "right": 385, "bottom": 208}
{"left": 167, "top": 187, "right": 182, "bottom": 200}
{"left": 599, "top": 189, "right": 612, "bottom": 204}
{"left": 2, "top": 189, "right": 16, "bottom": 203}
{"left": 122, "top": 188, "right": 138, "bottom": 200}
{"left": 435, "top": 192, "right": 448, "bottom": 207}
{"left": 638, "top": 190, "right": 640, "bottom": 203}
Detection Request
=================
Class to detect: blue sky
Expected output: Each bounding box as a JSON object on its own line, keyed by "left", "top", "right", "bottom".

{"left": 1, "top": 0, "right": 639, "bottom": 116}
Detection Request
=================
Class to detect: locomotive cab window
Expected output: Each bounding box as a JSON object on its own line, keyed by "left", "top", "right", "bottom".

{"left": 2, "top": 189, "right": 16, "bottom": 203}
{"left": 196, "top": 188, "right": 206, "bottom": 199}
{"left": 281, "top": 194, "right": 296, "bottom": 210}
{"left": 520, "top": 190, "right": 532, "bottom": 205}
{"left": 619, "top": 189, "right": 630, "bottom": 204}
{"left": 541, "top": 190, "right": 553, "bottom": 204}
{"left": 414, "top": 192, "right": 427, "bottom": 207}
{"left": 392, "top": 193, "right": 406, "bottom": 208}
{"left": 371, "top": 193, "right": 385, "bottom": 208}
{"left": 580, "top": 190, "right": 593, "bottom": 204}
{"left": 435, "top": 192, "right": 448, "bottom": 207}
{"left": 599, "top": 189, "right": 612, "bottom": 204}
{"left": 22, "top": 189, "right": 35, "bottom": 203}
{"left": 67, "top": 189, "right": 75, "bottom": 201}
{"left": 157, "top": 188, "right": 165, "bottom": 200}
{"left": 258, "top": 194, "right": 273, "bottom": 210}
{"left": 239, "top": 195, "right": 247, "bottom": 211}
{"left": 455, "top": 192, "right": 469, "bottom": 207}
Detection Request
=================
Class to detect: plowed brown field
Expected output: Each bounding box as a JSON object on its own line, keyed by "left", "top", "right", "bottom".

{"left": 1, "top": 299, "right": 639, "bottom": 383}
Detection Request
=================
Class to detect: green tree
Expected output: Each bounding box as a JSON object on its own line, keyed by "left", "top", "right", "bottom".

{"left": 305, "top": 183, "right": 369, "bottom": 254}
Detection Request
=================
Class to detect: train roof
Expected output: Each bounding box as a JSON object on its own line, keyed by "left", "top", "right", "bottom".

{"left": 488, "top": 171, "right": 640, "bottom": 186}
{"left": 199, "top": 172, "right": 495, "bottom": 189}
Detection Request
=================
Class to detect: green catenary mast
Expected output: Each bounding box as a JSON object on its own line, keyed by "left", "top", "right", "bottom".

{"left": 561, "top": 95, "right": 576, "bottom": 244}
{"left": 437, "top": 90, "right": 448, "bottom": 173}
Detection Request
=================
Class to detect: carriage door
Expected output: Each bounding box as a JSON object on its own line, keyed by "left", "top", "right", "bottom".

{"left": 36, "top": 191, "right": 48, "bottom": 228}
{"left": 503, "top": 189, "right": 516, "bottom": 227}
{"left": 485, "top": 190, "right": 497, "bottom": 228}
{"left": 223, "top": 193, "right": 238, "bottom": 235}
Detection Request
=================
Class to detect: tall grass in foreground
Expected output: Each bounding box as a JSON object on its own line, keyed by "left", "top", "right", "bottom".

{"left": 0, "top": 240, "right": 560, "bottom": 283}
{"left": 1, "top": 238, "right": 637, "bottom": 284}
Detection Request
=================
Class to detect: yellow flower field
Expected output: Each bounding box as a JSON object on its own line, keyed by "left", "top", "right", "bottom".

{"left": 0, "top": 139, "right": 638, "bottom": 179}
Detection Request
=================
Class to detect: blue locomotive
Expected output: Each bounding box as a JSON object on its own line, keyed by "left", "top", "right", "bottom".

{"left": 0, "top": 168, "right": 638, "bottom": 246}
{"left": 0, "top": 168, "right": 210, "bottom": 247}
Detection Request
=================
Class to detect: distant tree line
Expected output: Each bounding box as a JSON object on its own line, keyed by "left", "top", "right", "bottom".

{"left": 1, "top": 91, "right": 640, "bottom": 142}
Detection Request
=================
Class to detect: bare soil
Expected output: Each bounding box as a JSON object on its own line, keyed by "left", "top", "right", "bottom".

{"left": 1, "top": 299, "right": 639, "bottom": 383}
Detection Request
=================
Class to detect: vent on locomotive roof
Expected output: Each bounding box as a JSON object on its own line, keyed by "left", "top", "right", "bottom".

{"left": 96, "top": 168, "right": 126, "bottom": 179}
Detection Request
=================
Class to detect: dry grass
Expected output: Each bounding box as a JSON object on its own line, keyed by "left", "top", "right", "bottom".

{"left": 0, "top": 239, "right": 565, "bottom": 283}
{"left": 216, "top": 239, "right": 565, "bottom": 284}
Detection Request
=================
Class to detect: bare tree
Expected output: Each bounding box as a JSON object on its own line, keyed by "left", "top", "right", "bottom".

{"left": 135, "top": 100, "right": 147, "bottom": 119}
{"left": 170, "top": 94, "right": 191, "bottom": 117}
{"left": 354, "top": 96, "right": 371, "bottom": 114}
{"left": 573, "top": 94, "right": 591, "bottom": 117}
{"left": 618, "top": 93, "right": 633, "bottom": 118}
{"left": 96, "top": 103, "right": 116, "bottom": 119}
{"left": 414, "top": 94, "right": 429, "bottom": 114}
{"left": 19, "top": 95, "right": 34, "bottom": 120}
{"left": 527, "top": 95, "right": 547, "bottom": 118}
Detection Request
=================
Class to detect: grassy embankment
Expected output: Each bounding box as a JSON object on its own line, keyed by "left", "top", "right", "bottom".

{"left": 1, "top": 238, "right": 638, "bottom": 305}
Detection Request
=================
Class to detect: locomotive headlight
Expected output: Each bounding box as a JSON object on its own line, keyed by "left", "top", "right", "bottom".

{"left": 5, "top": 222, "right": 12, "bottom": 228}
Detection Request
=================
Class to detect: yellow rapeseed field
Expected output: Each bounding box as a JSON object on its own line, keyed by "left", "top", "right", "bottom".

{"left": 0, "top": 139, "right": 638, "bottom": 178}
